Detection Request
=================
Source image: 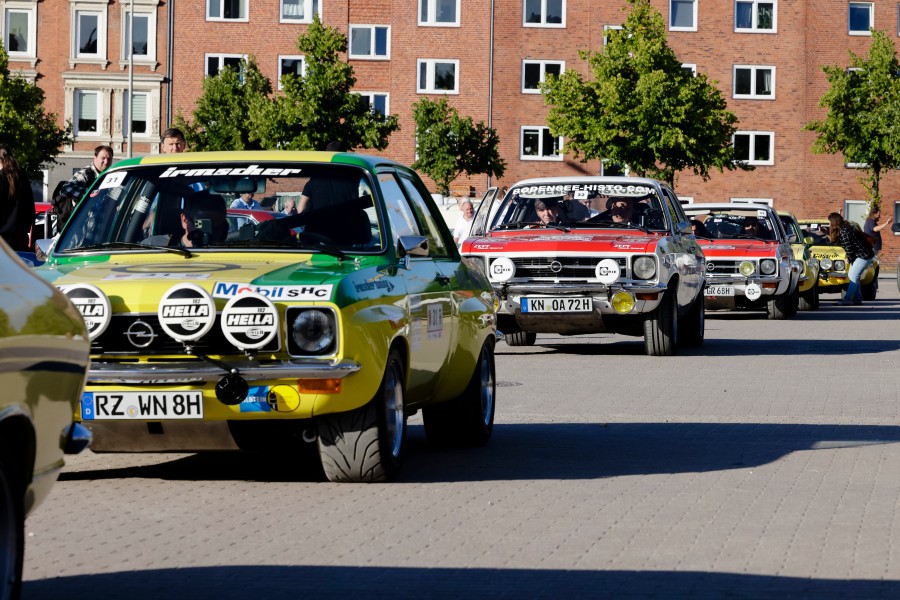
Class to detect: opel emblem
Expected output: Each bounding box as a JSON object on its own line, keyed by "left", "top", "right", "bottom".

{"left": 706, "top": 262, "right": 715, "bottom": 272}
{"left": 125, "top": 319, "right": 157, "bottom": 348}
{"left": 549, "top": 261, "right": 563, "bottom": 273}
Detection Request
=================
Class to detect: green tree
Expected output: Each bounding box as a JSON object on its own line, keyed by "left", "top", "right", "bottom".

{"left": 411, "top": 97, "right": 506, "bottom": 196}
{"left": 805, "top": 29, "right": 900, "bottom": 211}
{"left": 0, "top": 45, "right": 72, "bottom": 176}
{"left": 541, "top": 0, "right": 745, "bottom": 188}
{"left": 174, "top": 57, "right": 272, "bottom": 151}
{"left": 250, "top": 16, "right": 399, "bottom": 151}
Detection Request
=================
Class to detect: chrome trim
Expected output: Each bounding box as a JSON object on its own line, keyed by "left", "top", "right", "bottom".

{"left": 87, "top": 359, "right": 361, "bottom": 384}
{"left": 500, "top": 282, "right": 667, "bottom": 294}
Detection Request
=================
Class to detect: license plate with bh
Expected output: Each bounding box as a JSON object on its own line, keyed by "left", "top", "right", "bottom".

{"left": 521, "top": 297, "right": 593, "bottom": 313}
{"left": 81, "top": 391, "right": 204, "bottom": 420}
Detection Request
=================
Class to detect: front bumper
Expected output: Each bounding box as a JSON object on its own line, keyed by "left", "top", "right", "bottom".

{"left": 87, "top": 358, "right": 361, "bottom": 385}
{"left": 495, "top": 281, "right": 666, "bottom": 315}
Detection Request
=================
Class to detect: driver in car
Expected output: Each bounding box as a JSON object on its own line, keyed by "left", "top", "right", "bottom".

{"left": 595, "top": 196, "right": 635, "bottom": 224}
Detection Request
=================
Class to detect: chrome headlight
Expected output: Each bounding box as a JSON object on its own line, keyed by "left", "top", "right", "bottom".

{"left": 759, "top": 259, "right": 776, "bottom": 275}
{"left": 289, "top": 309, "right": 336, "bottom": 355}
{"left": 632, "top": 256, "right": 656, "bottom": 280}
{"left": 834, "top": 259, "right": 846, "bottom": 271}
{"left": 820, "top": 257, "right": 833, "bottom": 270}
{"left": 739, "top": 261, "right": 755, "bottom": 276}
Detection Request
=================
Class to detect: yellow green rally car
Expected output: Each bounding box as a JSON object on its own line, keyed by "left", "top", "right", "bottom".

{"left": 798, "top": 218, "right": 879, "bottom": 300}
{"left": 778, "top": 212, "right": 820, "bottom": 311}
{"left": 34, "top": 151, "right": 498, "bottom": 483}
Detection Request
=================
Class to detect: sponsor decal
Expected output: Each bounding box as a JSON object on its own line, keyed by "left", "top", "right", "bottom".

{"left": 99, "top": 171, "right": 127, "bottom": 189}
{"left": 220, "top": 292, "right": 279, "bottom": 350}
{"left": 160, "top": 165, "right": 303, "bottom": 178}
{"left": 427, "top": 304, "right": 443, "bottom": 339}
{"left": 513, "top": 183, "right": 653, "bottom": 197}
{"left": 525, "top": 235, "right": 598, "bottom": 242}
{"left": 57, "top": 283, "right": 111, "bottom": 340}
{"left": 104, "top": 273, "right": 211, "bottom": 280}
{"left": 472, "top": 243, "right": 501, "bottom": 250}
{"left": 213, "top": 282, "right": 333, "bottom": 300}
{"left": 157, "top": 283, "right": 217, "bottom": 342}
{"left": 239, "top": 386, "right": 271, "bottom": 413}
{"left": 353, "top": 279, "right": 395, "bottom": 294}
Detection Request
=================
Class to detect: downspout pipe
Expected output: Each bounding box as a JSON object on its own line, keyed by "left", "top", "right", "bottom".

{"left": 487, "top": 0, "right": 495, "bottom": 188}
{"left": 166, "top": 0, "right": 174, "bottom": 128}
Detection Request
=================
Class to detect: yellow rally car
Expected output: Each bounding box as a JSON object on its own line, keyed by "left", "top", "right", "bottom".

{"left": 778, "top": 212, "right": 820, "bottom": 310}
{"left": 1, "top": 241, "right": 91, "bottom": 597}
{"left": 798, "top": 219, "right": 879, "bottom": 300}
{"left": 34, "top": 151, "right": 497, "bottom": 483}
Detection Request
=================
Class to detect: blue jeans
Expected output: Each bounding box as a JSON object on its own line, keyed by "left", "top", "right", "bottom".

{"left": 845, "top": 256, "right": 874, "bottom": 302}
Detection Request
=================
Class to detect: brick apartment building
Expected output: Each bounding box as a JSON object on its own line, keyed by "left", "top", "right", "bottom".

{"left": 4, "top": 0, "right": 900, "bottom": 265}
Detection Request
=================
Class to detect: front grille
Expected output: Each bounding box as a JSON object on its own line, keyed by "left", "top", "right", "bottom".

{"left": 92, "top": 314, "right": 280, "bottom": 355}
{"left": 705, "top": 260, "right": 749, "bottom": 276}
{"left": 511, "top": 256, "right": 627, "bottom": 279}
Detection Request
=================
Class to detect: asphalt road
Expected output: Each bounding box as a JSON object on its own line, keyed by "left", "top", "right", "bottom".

{"left": 23, "top": 279, "right": 900, "bottom": 599}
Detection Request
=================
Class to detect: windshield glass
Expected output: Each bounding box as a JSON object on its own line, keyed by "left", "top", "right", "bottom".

{"left": 487, "top": 181, "right": 669, "bottom": 232}
{"left": 684, "top": 207, "right": 781, "bottom": 241}
{"left": 55, "top": 162, "right": 383, "bottom": 254}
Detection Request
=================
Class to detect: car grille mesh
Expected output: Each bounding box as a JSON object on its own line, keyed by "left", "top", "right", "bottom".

{"left": 511, "top": 256, "right": 627, "bottom": 279}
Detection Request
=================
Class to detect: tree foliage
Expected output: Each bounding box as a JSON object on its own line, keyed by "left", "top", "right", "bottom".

{"left": 0, "top": 45, "right": 72, "bottom": 176}
{"left": 174, "top": 56, "right": 272, "bottom": 151}
{"left": 249, "top": 16, "right": 399, "bottom": 151}
{"left": 805, "top": 29, "right": 900, "bottom": 210}
{"left": 411, "top": 97, "right": 506, "bottom": 196}
{"left": 541, "top": 0, "right": 745, "bottom": 187}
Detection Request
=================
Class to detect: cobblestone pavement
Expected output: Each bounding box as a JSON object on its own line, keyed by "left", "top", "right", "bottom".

{"left": 23, "top": 281, "right": 900, "bottom": 599}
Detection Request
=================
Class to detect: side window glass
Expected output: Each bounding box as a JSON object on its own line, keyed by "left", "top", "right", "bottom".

{"left": 398, "top": 172, "right": 449, "bottom": 257}
{"left": 378, "top": 172, "right": 421, "bottom": 240}
{"left": 662, "top": 189, "right": 683, "bottom": 229}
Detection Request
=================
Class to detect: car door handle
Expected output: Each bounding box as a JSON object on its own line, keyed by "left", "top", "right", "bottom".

{"left": 435, "top": 275, "right": 451, "bottom": 286}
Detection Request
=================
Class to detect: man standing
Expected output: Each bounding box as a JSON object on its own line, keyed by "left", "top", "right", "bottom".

{"left": 863, "top": 206, "right": 892, "bottom": 255}
{"left": 53, "top": 145, "right": 113, "bottom": 225}
{"left": 231, "top": 192, "right": 262, "bottom": 209}
{"left": 453, "top": 200, "right": 475, "bottom": 244}
{"left": 161, "top": 128, "right": 186, "bottom": 153}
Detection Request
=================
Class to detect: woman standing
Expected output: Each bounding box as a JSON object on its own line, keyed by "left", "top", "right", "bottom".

{"left": 0, "top": 147, "right": 35, "bottom": 251}
{"left": 828, "top": 212, "right": 875, "bottom": 305}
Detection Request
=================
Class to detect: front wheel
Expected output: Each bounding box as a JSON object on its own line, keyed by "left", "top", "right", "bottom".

{"left": 677, "top": 292, "right": 705, "bottom": 348}
{"left": 644, "top": 290, "right": 678, "bottom": 356}
{"left": 505, "top": 331, "right": 536, "bottom": 347}
{"left": 423, "top": 339, "right": 496, "bottom": 447}
{"left": 317, "top": 349, "right": 406, "bottom": 483}
{"left": 0, "top": 457, "right": 23, "bottom": 600}
{"left": 799, "top": 284, "right": 819, "bottom": 311}
{"left": 767, "top": 292, "right": 794, "bottom": 320}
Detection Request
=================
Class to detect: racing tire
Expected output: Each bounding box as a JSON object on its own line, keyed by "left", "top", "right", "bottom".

{"left": 644, "top": 290, "right": 678, "bottom": 356}
{"left": 677, "top": 292, "right": 705, "bottom": 348}
{"left": 423, "top": 338, "right": 496, "bottom": 447}
{"left": 784, "top": 286, "right": 799, "bottom": 318}
{"left": 767, "top": 293, "right": 793, "bottom": 320}
{"left": 505, "top": 331, "right": 537, "bottom": 347}
{"left": 0, "top": 457, "right": 23, "bottom": 600}
{"left": 799, "top": 285, "right": 819, "bottom": 311}
{"left": 317, "top": 350, "right": 406, "bottom": 483}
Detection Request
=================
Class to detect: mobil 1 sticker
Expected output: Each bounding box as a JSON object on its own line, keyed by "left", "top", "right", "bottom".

{"left": 158, "top": 283, "right": 216, "bottom": 342}
{"left": 220, "top": 291, "right": 279, "bottom": 350}
{"left": 58, "top": 283, "right": 111, "bottom": 339}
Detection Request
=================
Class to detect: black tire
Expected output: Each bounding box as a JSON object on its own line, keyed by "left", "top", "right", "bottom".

{"left": 767, "top": 292, "right": 793, "bottom": 320}
{"left": 317, "top": 350, "right": 406, "bottom": 483}
{"left": 677, "top": 292, "right": 705, "bottom": 348}
{"left": 784, "top": 286, "right": 799, "bottom": 318}
{"left": 423, "top": 339, "right": 496, "bottom": 447}
{"left": 644, "top": 290, "right": 677, "bottom": 356}
{"left": 861, "top": 268, "right": 878, "bottom": 301}
{"left": 0, "top": 458, "right": 23, "bottom": 600}
{"left": 799, "top": 284, "right": 819, "bottom": 311}
{"left": 505, "top": 331, "right": 536, "bottom": 347}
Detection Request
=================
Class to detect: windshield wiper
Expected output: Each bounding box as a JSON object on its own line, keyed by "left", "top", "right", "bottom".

{"left": 221, "top": 239, "right": 346, "bottom": 260}
{"left": 495, "top": 220, "right": 538, "bottom": 230}
{"left": 61, "top": 241, "right": 192, "bottom": 258}
{"left": 583, "top": 219, "right": 650, "bottom": 234}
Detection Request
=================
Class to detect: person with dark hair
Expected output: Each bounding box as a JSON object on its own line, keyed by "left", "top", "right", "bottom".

{"left": 0, "top": 146, "right": 35, "bottom": 251}
{"left": 534, "top": 198, "right": 560, "bottom": 224}
{"left": 142, "top": 191, "right": 228, "bottom": 248}
{"left": 161, "top": 128, "right": 186, "bottom": 154}
{"left": 828, "top": 212, "right": 875, "bottom": 305}
{"left": 53, "top": 144, "right": 113, "bottom": 226}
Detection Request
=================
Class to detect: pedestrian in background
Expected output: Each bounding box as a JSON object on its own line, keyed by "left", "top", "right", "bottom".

{"left": 0, "top": 146, "right": 35, "bottom": 251}
{"left": 161, "top": 128, "right": 186, "bottom": 154}
{"left": 828, "top": 212, "right": 875, "bottom": 305}
{"left": 863, "top": 206, "right": 892, "bottom": 255}
{"left": 53, "top": 145, "right": 113, "bottom": 225}
{"left": 453, "top": 199, "right": 475, "bottom": 244}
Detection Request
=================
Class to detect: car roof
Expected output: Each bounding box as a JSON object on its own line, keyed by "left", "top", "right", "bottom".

{"left": 507, "top": 176, "right": 664, "bottom": 187}
{"left": 112, "top": 150, "right": 405, "bottom": 172}
{"left": 685, "top": 203, "right": 776, "bottom": 213}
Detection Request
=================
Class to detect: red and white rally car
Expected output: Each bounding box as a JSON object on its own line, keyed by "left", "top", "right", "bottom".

{"left": 683, "top": 203, "right": 802, "bottom": 319}
{"left": 462, "top": 177, "right": 706, "bottom": 356}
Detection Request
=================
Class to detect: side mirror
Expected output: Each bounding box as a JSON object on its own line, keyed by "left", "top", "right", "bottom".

{"left": 803, "top": 236, "right": 815, "bottom": 245}
{"left": 35, "top": 238, "right": 55, "bottom": 261}
{"left": 397, "top": 235, "right": 428, "bottom": 268}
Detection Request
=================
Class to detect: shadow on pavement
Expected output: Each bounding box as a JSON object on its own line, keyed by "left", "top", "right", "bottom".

{"left": 532, "top": 338, "right": 900, "bottom": 357}
{"left": 24, "top": 564, "right": 900, "bottom": 599}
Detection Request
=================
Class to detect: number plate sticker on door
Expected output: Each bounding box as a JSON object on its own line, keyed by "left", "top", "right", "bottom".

{"left": 705, "top": 285, "right": 735, "bottom": 296}
{"left": 81, "top": 391, "right": 204, "bottom": 420}
{"left": 521, "top": 297, "right": 593, "bottom": 313}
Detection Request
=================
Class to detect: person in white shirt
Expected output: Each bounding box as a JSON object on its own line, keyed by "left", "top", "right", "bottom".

{"left": 231, "top": 192, "right": 262, "bottom": 210}
{"left": 453, "top": 200, "right": 475, "bottom": 244}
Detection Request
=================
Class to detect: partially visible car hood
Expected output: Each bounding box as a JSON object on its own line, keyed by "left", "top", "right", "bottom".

{"left": 807, "top": 245, "right": 847, "bottom": 260}
{"left": 697, "top": 239, "right": 782, "bottom": 259}
{"left": 464, "top": 231, "right": 659, "bottom": 254}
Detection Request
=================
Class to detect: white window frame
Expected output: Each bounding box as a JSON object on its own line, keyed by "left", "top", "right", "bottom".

{"left": 734, "top": 0, "right": 778, "bottom": 33}
{"left": 849, "top": 2, "right": 874, "bottom": 36}
{"left": 206, "top": 0, "right": 248, "bottom": 22}
{"left": 356, "top": 91, "right": 390, "bottom": 116}
{"left": 122, "top": 90, "right": 152, "bottom": 138}
{"left": 417, "top": 59, "right": 459, "bottom": 94}
{"left": 120, "top": 8, "right": 157, "bottom": 68}
{"left": 732, "top": 65, "right": 776, "bottom": 99}
{"left": 280, "top": 0, "right": 320, "bottom": 24}
{"left": 70, "top": 2, "right": 109, "bottom": 67}
{"left": 843, "top": 199, "right": 868, "bottom": 227}
{"left": 730, "top": 197, "right": 773, "bottom": 206}
{"left": 682, "top": 63, "right": 697, "bottom": 75}
{"left": 678, "top": 197, "right": 695, "bottom": 205}
{"left": 523, "top": 0, "right": 566, "bottom": 28}
{"left": 418, "top": 0, "right": 461, "bottom": 26}
{"left": 277, "top": 55, "right": 306, "bottom": 90}
{"left": 205, "top": 53, "right": 247, "bottom": 78}
{"left": 3, "top": 4, "right": 36, "bottom": 62}
{"left": 603, "top": 24, "right": 623, "bottom": 46}
{"left": 348, "top": 25, "right": 391, "bottom": 60}
{"left": 521, "top": 60, "right": 564, "bottom": 94}
{"left": 520, "top": 126, "right": 563, "bottom": 161}
{"left": 74, "top": 89, "right": 103, "bottom": 138}
{"left": 669, "top": 0, "right": 697, "bottom": 32}
{"left": 733, "top": 131, "right": 775, "bottom": 166}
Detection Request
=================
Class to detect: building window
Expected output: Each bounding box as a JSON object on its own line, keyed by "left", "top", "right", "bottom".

{"left": 357, "top": 92, "right": 389, "bottom": 117}
{"left": 682, "top": 63, "right": 697, "bottom": 75}
{"left": 522, "top": 60, "right": 563, "bottom": 93}
{"left": 123, "top": 91, "right": 150, "bottom": 136}
{"left": 733, "top": 66, "right": 775, "bottom": 99}
{"left": 278, "top": 55, "right": 306, "bottom": 90}
{"left": 122, "top": 11, "right": 156, "bottom": 62}
{"left": 417, "top": 59, "right": 459, "bottom": 94}
{"left": 603, "top": 24, "right": 623, "bottom": 45}
{"left": 4, "top": 7, "right": 35, "bottom": 56}
{"left": 207, "top": 0, "right": 247, "bottom": 21}
{"left": 521, "top": 126, "right": 563, "bottom": 161}
{"left": 349, "top": 25, "right": 390, "bottom": 59}
{"left": 206, "top": 54, "right": 245, "bottom": 77}
{"left": 523, "top": 0, "right": 565, "bottom": 27}
{"left": 76, "top": 11, "right": 101, "bottom": 57}
{"left": 735, "top": 0, "right": 776, "bottom": 32}
{"left": 75, "top": 90, "right": 100, "bottom": 135}
{"left": 419, "top": 0, "right": 460, "bottom": 26}
{"left": 281, "top": 0, "right": 320, "bottom": 23}
{"left": 733, "top": 131, "right": 774, "bottom": 165}
{"left": 849, "top": 2, "right": 873, "bottom": 35}
{"left": 669, "top": 0, "right": 696, "bottom": 31}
